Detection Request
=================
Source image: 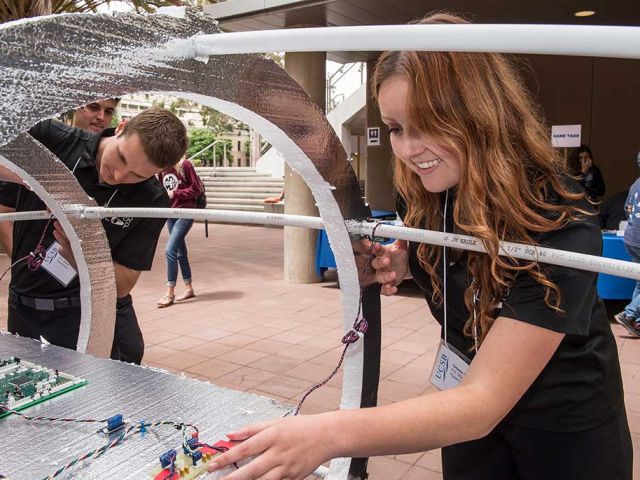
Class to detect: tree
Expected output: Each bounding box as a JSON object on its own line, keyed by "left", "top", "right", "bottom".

{"left": 187, "top": 128, "right": 231, "bottom": 167}
{"left": 1, "top": 1, "right": 222, "bottom": 23}
{"left": 187, "top": 128, "right": 215, "bottom": 164}
{"left": 199, "top": 106, "right": 224, "bottom": 132}
{"left": 169, "top": 97, "right": 196, "bottom": 115}
{"left": 199, "top": 106, "right": 251, "bottom": 135}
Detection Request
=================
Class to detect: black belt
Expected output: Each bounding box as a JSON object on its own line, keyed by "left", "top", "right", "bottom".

{"left": 9, "top": 290, "right": 81, "bottom": 311}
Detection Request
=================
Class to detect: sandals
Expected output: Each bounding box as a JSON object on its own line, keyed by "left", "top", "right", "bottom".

{"left": 156, "top": 294, "right": 175, "bottom": 308}
{"left": 175, "top": 289, "right": 196, "bottom": 302}
{"left": 156, "top": 289, "right": 194, "bottom": 308}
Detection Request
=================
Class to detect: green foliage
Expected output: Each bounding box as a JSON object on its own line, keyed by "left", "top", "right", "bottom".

{"left": 199, "top": 106, "right": 224, "bottom": 132}
{"left": 188, "top": 128, "right": 215, "bottom": 160}
{"left": 199, "top": 106, "right": 249, "bottom": 135}
{"left": 187, "top": 128, "right": 231, "bottom": 166}
{"left": 109, "top": 112, "right": 120, "bottom": 128}
{"left": 169, "top": 97, "right": 195, "bottom": 114}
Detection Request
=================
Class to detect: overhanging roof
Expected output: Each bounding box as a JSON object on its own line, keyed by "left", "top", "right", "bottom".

{"left": 204, "top": 0, "right": 640, "bottom": 63}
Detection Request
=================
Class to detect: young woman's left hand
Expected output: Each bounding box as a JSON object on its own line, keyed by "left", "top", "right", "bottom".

{"left": 208, "top": 414, "right": 335, "bottom": 480}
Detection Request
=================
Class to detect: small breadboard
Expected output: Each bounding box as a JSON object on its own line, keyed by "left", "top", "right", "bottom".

{"left": 0, "top": 356, "right": 86, "bottom": 417}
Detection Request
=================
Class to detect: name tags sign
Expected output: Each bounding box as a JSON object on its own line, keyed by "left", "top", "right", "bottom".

{"left": 367, "top": 127, "right": 381, "bottom": 146}
{"left": 551, "top": 124, "right": 581, "bottom": 148}
{"left": 41, "top": 241, "right": 77, "bottom": 287}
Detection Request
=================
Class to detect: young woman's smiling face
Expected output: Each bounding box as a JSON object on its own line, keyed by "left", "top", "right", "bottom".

{"left": 378, "top": 76, "right": 462, "bottom": 193}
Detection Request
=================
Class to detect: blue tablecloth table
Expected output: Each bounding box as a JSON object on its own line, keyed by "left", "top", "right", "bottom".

{"left": 597, "top": 233, "right": 635, "bottom": 300}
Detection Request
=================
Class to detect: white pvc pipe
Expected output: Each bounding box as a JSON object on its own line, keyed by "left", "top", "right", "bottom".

{"left": 191, "top": 24, "right": 640, "bottom": 59}
{"left": 79, "top": 206, "right": 325, "bottom": 230}
{"left": 348, "top": 222, "right": 640, "bottom": 282}
{"left": 0, "top": 210, "right": 51, "bottom": 222}
{"left": 7, "top": 207, "right": 639, "bottom": 281}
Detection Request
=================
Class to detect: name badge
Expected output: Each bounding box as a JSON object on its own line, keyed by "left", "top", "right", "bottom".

{"left": 430, "top": 340, "right": 471, "bottom": 390}
{"left": 41, "top": 241, "right": 77, "bottom": 287}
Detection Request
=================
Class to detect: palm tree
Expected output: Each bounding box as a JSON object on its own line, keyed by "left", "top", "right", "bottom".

{"left": 0, "top": 0, "right": 217, "bottom": 23}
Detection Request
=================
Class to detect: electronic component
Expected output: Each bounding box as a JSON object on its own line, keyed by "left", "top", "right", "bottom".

{"left": 0, "top": 357, "right": 86, "bottom": 417}
{"left": 160, "top": 449, "right": 177, "bottom": 469}
{"left": 106, "top": 413, "right": 124, "bottom": 433}
{"left": 152, "top": 438, "right": 236, "bottom": 480}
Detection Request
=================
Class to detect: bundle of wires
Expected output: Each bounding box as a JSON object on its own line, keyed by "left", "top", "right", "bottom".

{"left": 292, "top": 223, "right": 381, "bottom": 415}
{"left": 42, "top": 421, "right": 141, "bottom": 480}
{"left": 1, "top": 406, "right": 200, "bottom": 480}
{"left": 1, "top": 407, "right": 110, "bottom": 426}
{"left": 38, "top": 419, "right": 200, "bottom": 480}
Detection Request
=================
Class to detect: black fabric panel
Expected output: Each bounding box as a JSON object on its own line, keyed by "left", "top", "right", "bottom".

{"left": 348, "top": 283, "right": 381, "bottom": 480}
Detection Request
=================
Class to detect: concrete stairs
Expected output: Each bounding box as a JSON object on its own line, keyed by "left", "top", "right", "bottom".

{"left": 195, "top": 167, "right": 283, "bottom": 212}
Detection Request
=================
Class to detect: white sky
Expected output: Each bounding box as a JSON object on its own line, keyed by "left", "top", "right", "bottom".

{"left": 327, "top": 60, "right": 366, "bottom": 102}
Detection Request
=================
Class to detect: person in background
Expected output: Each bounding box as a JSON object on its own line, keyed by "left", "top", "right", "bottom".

{"left": 207, "top": 12, "right": 631, "bottom": 480}
{"left": 69, "top": 99, "right": 119, "bottom": 133}
{"left": 615, "top": 150, "right": 640, "bottom": 337}
{"left": 157, "top": 157, "right": 200, "bottom": 308}
{"left": 264, "top": 188, "right": 284, "bottom": 204}
{"left": 599, "top": 190, "right": 629, "bottom": 230}
{"left": 578, "top": 144, "right": 606, "bottom": 203}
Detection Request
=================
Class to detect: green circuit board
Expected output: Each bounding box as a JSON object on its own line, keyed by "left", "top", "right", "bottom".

{"left": 0, "top": 357, "right": 86, "bottom": 417}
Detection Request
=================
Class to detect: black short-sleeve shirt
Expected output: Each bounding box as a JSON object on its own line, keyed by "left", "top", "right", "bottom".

{"left": 399, "top": 181, "right": 624, "bottom": 432}
{"left": 0, "top": 181, "right": 18, "bottom": 208}
{"left": 0, "top": 119, "right": 169, "bottom": 298}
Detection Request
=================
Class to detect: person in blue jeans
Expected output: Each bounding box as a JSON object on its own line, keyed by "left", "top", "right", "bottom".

{"left": 615, "top": 151, "right": 640, "bottom": 337}
{"left": 157, "top": 157, "right": 201, "bottom": 308}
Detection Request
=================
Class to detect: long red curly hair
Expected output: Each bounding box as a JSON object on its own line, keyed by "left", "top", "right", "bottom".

{"left": 372, "top": 12, "right": 586, "bottom": 343}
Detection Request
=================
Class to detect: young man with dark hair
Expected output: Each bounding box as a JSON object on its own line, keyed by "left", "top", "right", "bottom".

{"left": 70, "top": 98, "right": 120, "bottom": 133}
{"left": 0, "top": 107, "right": 188, "bottom": 363}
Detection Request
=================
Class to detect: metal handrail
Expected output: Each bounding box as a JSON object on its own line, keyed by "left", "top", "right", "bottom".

{"left": 188, "top": 139, "right": 228, "bottom": 168}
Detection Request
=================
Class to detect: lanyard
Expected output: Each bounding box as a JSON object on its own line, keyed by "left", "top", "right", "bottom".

{"left": 443, "top": 189, "right": 450, "bottom": 346}
{"left": 442, "top": 189, "right": 479, "bottom": 353}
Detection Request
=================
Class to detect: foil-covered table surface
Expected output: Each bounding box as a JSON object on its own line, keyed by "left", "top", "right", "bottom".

{"left": 0, "top": 332, "right": 293, "bottom": 479}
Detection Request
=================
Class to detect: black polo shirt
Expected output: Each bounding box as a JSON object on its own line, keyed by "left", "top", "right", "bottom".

{"left": 399, "top": 180, "right": 624, "bottom": 432}
{"left": 0, "top": 119, "right": 169, "bottom": 298}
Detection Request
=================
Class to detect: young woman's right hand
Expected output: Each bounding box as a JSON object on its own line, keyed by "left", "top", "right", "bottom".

{"left": 372, "top": 240, "right": 410, "bottom": 295}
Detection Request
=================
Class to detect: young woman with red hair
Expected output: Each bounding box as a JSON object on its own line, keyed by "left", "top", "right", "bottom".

{"left": 208, "top": 13, "right": 632, "bottom": 480}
